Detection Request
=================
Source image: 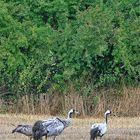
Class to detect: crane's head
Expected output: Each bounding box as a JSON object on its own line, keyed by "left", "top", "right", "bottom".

{"left": 104, "top": 110, "right": 111, "bottom": 116}
{"left": 68, "top": 109, "right": 79, "bottom": 118}
{"left": 12, "top": 124, "right": 23, "bottom": 133}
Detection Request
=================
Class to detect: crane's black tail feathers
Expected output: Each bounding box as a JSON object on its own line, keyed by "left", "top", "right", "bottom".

{"left": 32, "top": 120, "right": 49, "bottom": 140}
{"left": 32, "top": 121, "right": 43, "bottom": 140}
{"left": 90, "top": 127, "right": 100, "bottom": 140}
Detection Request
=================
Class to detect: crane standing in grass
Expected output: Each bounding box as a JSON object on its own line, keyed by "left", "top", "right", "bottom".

{"left": 90, "top": 110, "right": 111, "bottom": 140}
{"left": 32, "top": 109, "right": 79, "bottom": 140}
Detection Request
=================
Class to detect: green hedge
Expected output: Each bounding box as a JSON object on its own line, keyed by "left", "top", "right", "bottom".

{"left": 0, "top": 0, "right": 140, "bottom": 96}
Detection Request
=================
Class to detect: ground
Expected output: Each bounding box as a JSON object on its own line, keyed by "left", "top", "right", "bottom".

{"left": 0, "top": 114, "right": 140, "bottom": 140}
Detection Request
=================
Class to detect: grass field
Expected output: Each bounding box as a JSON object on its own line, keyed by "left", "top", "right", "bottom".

{"left": 0, "top": 114, "right": 140, "bottom": 140}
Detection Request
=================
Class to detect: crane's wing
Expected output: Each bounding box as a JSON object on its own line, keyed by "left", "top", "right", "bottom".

{"left": 98, "top": 123, "right": 107, "bottom": 136}
{"left": 42, "top": 118, "right": 65, "bottom": 136}
{"left": 32, "top": 118, "right": 59, "bottom": 137}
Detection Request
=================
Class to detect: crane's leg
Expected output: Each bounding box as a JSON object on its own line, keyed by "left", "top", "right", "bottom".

{"left": 45, "top": 135, "right": 47, "bottom": 140}
{"left": 53, "top": 136, "right": 56, "bottom": 140}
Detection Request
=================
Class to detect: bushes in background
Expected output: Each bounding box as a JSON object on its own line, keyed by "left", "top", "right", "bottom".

{"left": 0, "top": 0, "right": 140, "bottom": 98}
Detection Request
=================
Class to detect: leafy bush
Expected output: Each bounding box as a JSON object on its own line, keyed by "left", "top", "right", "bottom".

{"left": 0, "top": 0, "right": 139, "bottom": 97}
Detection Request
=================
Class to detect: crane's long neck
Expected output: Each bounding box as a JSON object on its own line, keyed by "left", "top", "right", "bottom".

{"left": 105, "top": 114, "right": 108, "bottom": 124}
{"left": 64, "top": 112, "right": 72, "bottom": 127}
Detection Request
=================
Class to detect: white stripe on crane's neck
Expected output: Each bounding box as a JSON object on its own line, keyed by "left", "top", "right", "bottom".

{"left": 67, "top": 109, "right": 74, "bottom": 119}
{"left": 104, "top": 110, "right": 111, "bottom": 124}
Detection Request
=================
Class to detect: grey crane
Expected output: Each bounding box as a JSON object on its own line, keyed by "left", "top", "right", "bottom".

{"left": 32, "top": 109, "right": 78, "bottom": 140}
{"left": 12, "top": 124, "right": 33, "bottom": 140}
{"left": 90, "top": 110, "right": 111, "bottom": 140}
{"left": 12, "top": 124, "right": 48, "bottom": 140}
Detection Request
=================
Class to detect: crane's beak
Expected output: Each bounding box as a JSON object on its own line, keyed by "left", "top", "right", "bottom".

{"left": 76, "top": 111, "right": 79, "bottom": 114}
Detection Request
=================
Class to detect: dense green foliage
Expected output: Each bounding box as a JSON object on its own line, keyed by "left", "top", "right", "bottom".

{"left": 0, "top": 0, "right": 140, "bottom": 96}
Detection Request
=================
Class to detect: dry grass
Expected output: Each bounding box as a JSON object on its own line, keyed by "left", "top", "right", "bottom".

{"left": 0, "top": 114, "right": 140, "bottom": 140}
{"left": 2, "top": 87, "right": 140, "bottom": 117}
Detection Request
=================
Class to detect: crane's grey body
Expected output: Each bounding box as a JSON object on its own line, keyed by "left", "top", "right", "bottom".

{"left": 32, "top": 109, "right": 78, "bottom": 140}
{"left": 90, "top": 110, "right": 111, "bottom": 140}
{"left": 12, "top": 124, "right": 33, "bottom": 139}
{"left": 33, "top": 118, "right": 65, "bottom": 139}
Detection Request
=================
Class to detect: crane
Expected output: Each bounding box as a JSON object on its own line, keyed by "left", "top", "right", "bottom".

{"left": 32, "top": 109, "right": 79, "bottom": 140}
{"left": 90, "top": 110, "right": 111, "bottom": 140}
